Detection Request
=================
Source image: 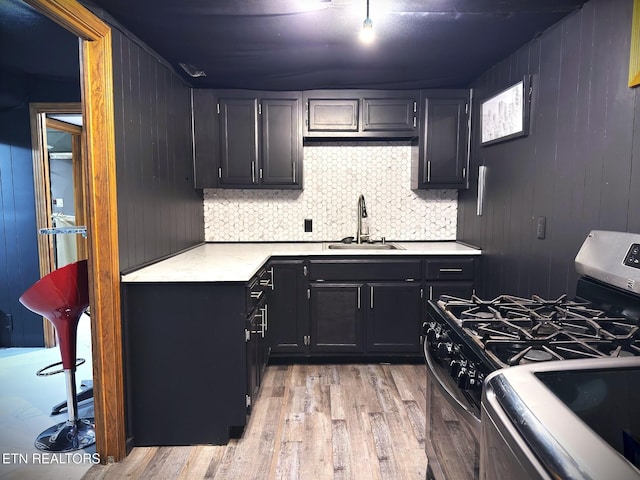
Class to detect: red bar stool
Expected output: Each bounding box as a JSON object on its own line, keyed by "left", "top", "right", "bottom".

{"left": 19, "top": 259, "right": 96, "bottom": 452}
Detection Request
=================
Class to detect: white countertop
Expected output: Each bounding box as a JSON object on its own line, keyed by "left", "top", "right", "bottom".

{"left": 120, "top": 241, "right": 482, "bottom": 283}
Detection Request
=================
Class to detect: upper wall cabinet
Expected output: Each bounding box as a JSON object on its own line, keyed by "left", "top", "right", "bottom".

{"left": 192, "top": 90, "right": 303, "bottom": 189}
{"left": 411, "top": 89, "right": 471, "bottom": 190}
{"left": 303, "top": 90, "right": 419, "bottom": 138}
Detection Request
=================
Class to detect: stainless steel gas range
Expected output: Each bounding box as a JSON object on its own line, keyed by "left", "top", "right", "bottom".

{"left": 423, "top": 230, "right": 640, "bottom": 480}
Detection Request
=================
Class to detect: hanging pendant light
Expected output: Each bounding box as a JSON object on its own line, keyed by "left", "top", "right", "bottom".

{"left": 360, "top": 0, "right": 374, "bottom": 44}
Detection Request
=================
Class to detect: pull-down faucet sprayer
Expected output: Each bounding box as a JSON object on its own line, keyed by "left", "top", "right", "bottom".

{"left": 356, "top": 194, "right": 370, "bottom": 244}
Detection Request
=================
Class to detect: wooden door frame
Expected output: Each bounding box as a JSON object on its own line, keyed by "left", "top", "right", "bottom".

{"left": 24, "top": 0, "right": 125, "bottom": 462}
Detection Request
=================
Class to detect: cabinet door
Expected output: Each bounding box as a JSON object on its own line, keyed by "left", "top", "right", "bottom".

{"left": 218, "top": 97, "right": 258, "bottom": 185}
{"left": 415, "top": 91, "right": 469, "bottom": 189}
{"left": 367, "top": 282, "right": 423, "bottom": 353}
{"left": 261, "top": 96, "right": 302, "bottom": 186}
{"left": 307, "top": 98, "right": 359, "bottom": 132}
{"left": 310, "top": 283, "right": 364, "bottom": 353}
{"left": 269, "top": 261, "right": 308, "bottom": 354}
{"left": 362, "top": 97, "right": 417, "bottom": 134}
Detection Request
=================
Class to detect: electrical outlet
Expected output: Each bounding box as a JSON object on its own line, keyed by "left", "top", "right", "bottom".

{"left": 304, "top": 219, "right": 312, "bottom": 232}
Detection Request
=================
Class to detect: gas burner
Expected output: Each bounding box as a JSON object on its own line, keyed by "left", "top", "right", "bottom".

{"left": 523, "top": 349, "right": 554, "bottom": 362}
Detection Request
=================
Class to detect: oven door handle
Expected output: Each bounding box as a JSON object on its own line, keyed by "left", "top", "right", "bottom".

{"left": 424, "top": 340, "right": 481, "bottom": 436}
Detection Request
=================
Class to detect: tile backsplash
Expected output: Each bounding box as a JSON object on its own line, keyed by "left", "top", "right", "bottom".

{"left": 203, "top": 141, "right": 457, "bottom": 242}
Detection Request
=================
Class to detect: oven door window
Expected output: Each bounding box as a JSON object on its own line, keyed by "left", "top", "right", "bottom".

{"left": 425, "top": 341, "right": 481, "bottom": 480}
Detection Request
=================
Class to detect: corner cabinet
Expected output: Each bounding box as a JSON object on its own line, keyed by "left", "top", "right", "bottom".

{"left": 303, "top": 90, "right": 419, "bottom": 138}
{"left": 192, "top": 89, "right": 303, "bottom": 189}
{"left": 412, "top": 89, "right": 471, "bottom": 189}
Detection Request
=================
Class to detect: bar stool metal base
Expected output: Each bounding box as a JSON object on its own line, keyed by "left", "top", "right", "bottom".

{"left": 34, "top": 418, "right": 96, "bottom": 452}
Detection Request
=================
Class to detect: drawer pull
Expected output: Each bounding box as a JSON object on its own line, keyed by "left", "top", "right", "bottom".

{"left": 250, "top": 290, "right": 263, "bottom": 299}
{"left": 439, "top": 268, "right": 463, "bottom": 273}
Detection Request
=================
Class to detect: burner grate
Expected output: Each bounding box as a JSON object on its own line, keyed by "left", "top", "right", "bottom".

{"left": 436, "top": 294, "right": 640, "bottom": 368}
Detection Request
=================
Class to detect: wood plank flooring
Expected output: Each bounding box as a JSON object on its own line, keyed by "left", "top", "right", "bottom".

{"left": 82, "top": 363, "right": 427, "bottom": 480}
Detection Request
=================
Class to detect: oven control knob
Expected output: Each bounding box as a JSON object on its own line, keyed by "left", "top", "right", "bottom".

{"left": 449, "top": 359, "right": 467, "bottom": 377}
{"left": 457, "top": 367, "right": 470, "bottom": 389}
{"left": 436, "top": 342, "right": 454, "bottom": 359}
{"left": 425, "top": 323, "right": 443, "bottom": 343}
{"left": 470, "top": 372, "right": 485, "bottom": 391}
{"left": 465, "top": 368, "right": 481, "bottom": 391}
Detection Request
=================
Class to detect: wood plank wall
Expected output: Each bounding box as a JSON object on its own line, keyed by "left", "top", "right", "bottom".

{"left": 458, "top": 0, "right": 640, "bottom": 299}
{"left": 111, "top": 28, "right": 204, "bottom": 272}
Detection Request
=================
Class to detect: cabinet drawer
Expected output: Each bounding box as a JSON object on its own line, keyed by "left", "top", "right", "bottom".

{"left": 309, "top": 259, "right": 422, "bottom": 281}
{"left": 425, "top": 258, "right": 474, "bottom": 280}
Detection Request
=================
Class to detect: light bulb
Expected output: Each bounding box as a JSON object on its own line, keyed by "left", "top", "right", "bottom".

{"left": 360, "top": 17, "right": 374, "bottom": 44}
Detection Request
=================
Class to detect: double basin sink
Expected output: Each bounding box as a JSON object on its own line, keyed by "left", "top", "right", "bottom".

{"left": 326, "top": 241, "right": 403, "bottom": 250}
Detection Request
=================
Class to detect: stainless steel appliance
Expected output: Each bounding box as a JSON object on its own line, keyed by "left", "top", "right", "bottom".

{"left": 423, "top": 230, "right": 640, "bottom": 480}
{"left": 481, "top": 357, "right": 640, "bottom": 480}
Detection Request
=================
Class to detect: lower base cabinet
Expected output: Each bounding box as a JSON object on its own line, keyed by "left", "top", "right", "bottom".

{"left": 122, "top": 254, "right": 478, "bottom": 446}
{"left": 269, "top": 257, "right": 475, "bottom": 358}
{"left": 122, "top": 282, "right": 248, "bottom": 446}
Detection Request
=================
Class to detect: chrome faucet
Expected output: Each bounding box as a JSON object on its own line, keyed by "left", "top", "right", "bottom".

{"left": 356, "top": 194, "right": 370, "bottom": 244}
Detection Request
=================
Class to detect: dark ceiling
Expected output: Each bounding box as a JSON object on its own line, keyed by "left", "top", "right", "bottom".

{"left": 1, "top": 0, "right": 588, "bottom": 96}
{"left": 82, "top": 0, "right": 587, "bottom": 90}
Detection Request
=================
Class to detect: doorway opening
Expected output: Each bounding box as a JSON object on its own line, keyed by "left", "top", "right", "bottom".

{"left": 29, "top": 103, "right": 87, "bottom": 347}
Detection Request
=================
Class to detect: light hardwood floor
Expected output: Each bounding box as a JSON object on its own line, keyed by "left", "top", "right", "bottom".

{"left": 82, "top": 363, "right": 427, "bottom": 480}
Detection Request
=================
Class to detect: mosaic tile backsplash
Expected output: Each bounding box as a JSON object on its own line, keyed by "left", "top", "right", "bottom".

{"left": 203, "top": 141, "right": 458, "bottom": 242}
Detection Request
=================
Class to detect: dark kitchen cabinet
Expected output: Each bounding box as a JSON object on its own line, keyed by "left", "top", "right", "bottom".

{"left": 305, "top": 258, "right": 424, "bottom": 356}
{"left": 309, "top": 283, "right": 365, "bottom": 354}
{"left": 366, "top": 282, "right": 423, "bottom": 353}
{"left": 412, "top": 89, "right": 470, "bottom": 189}
{"left": 193, "top": 90, "right": 303, "bottom": 189}
{"left": 122, "top": 282, "right": 248, "bottom": 446}
{"left": 268, "top": 260, "right": 308, "bottom": 355}
{"left": 303, "top": 90, "right": 419, "bottom": 138}
{"left": 425, "top": 256, "right": 476, "bottom": 302}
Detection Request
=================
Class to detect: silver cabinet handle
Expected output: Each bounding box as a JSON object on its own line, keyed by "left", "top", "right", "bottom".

{"left": 429, "top": 285, "right": 433, "bottom": 300}
{"left": 357, "top": 287, "right": 361, "bottom": 310}
{"left": 292, "top": 161, "right": 296, "bottom": 183}
{"left": 427, "top": 161, "right": 431, "bottom": 182}
{"left": 439, "top": 268, "right": 463, "bottom": 273}
{"left": 370, "top": 286, "right": 374, "bottom": 309}
{"left": 251, "top": 161, "right": 256, "bottom": 183}
{"left": 477, "top": 165, "right": 487, "bottom": 216}
{"left": 260, "top": 305, "right": 268, "bottom": 337}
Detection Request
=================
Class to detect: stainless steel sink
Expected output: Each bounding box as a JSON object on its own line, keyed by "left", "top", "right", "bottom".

{"left": 327, "top": 242, "right": 402, "bottom": 250}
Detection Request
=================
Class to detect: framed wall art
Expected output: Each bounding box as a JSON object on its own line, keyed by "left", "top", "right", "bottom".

{"left": 480, "top": 75, "right": 531, "bottom": 146}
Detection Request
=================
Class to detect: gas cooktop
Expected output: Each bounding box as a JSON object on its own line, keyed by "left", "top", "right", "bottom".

{"left": 436, "top": 294, "right": 640, "bottom": 369}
